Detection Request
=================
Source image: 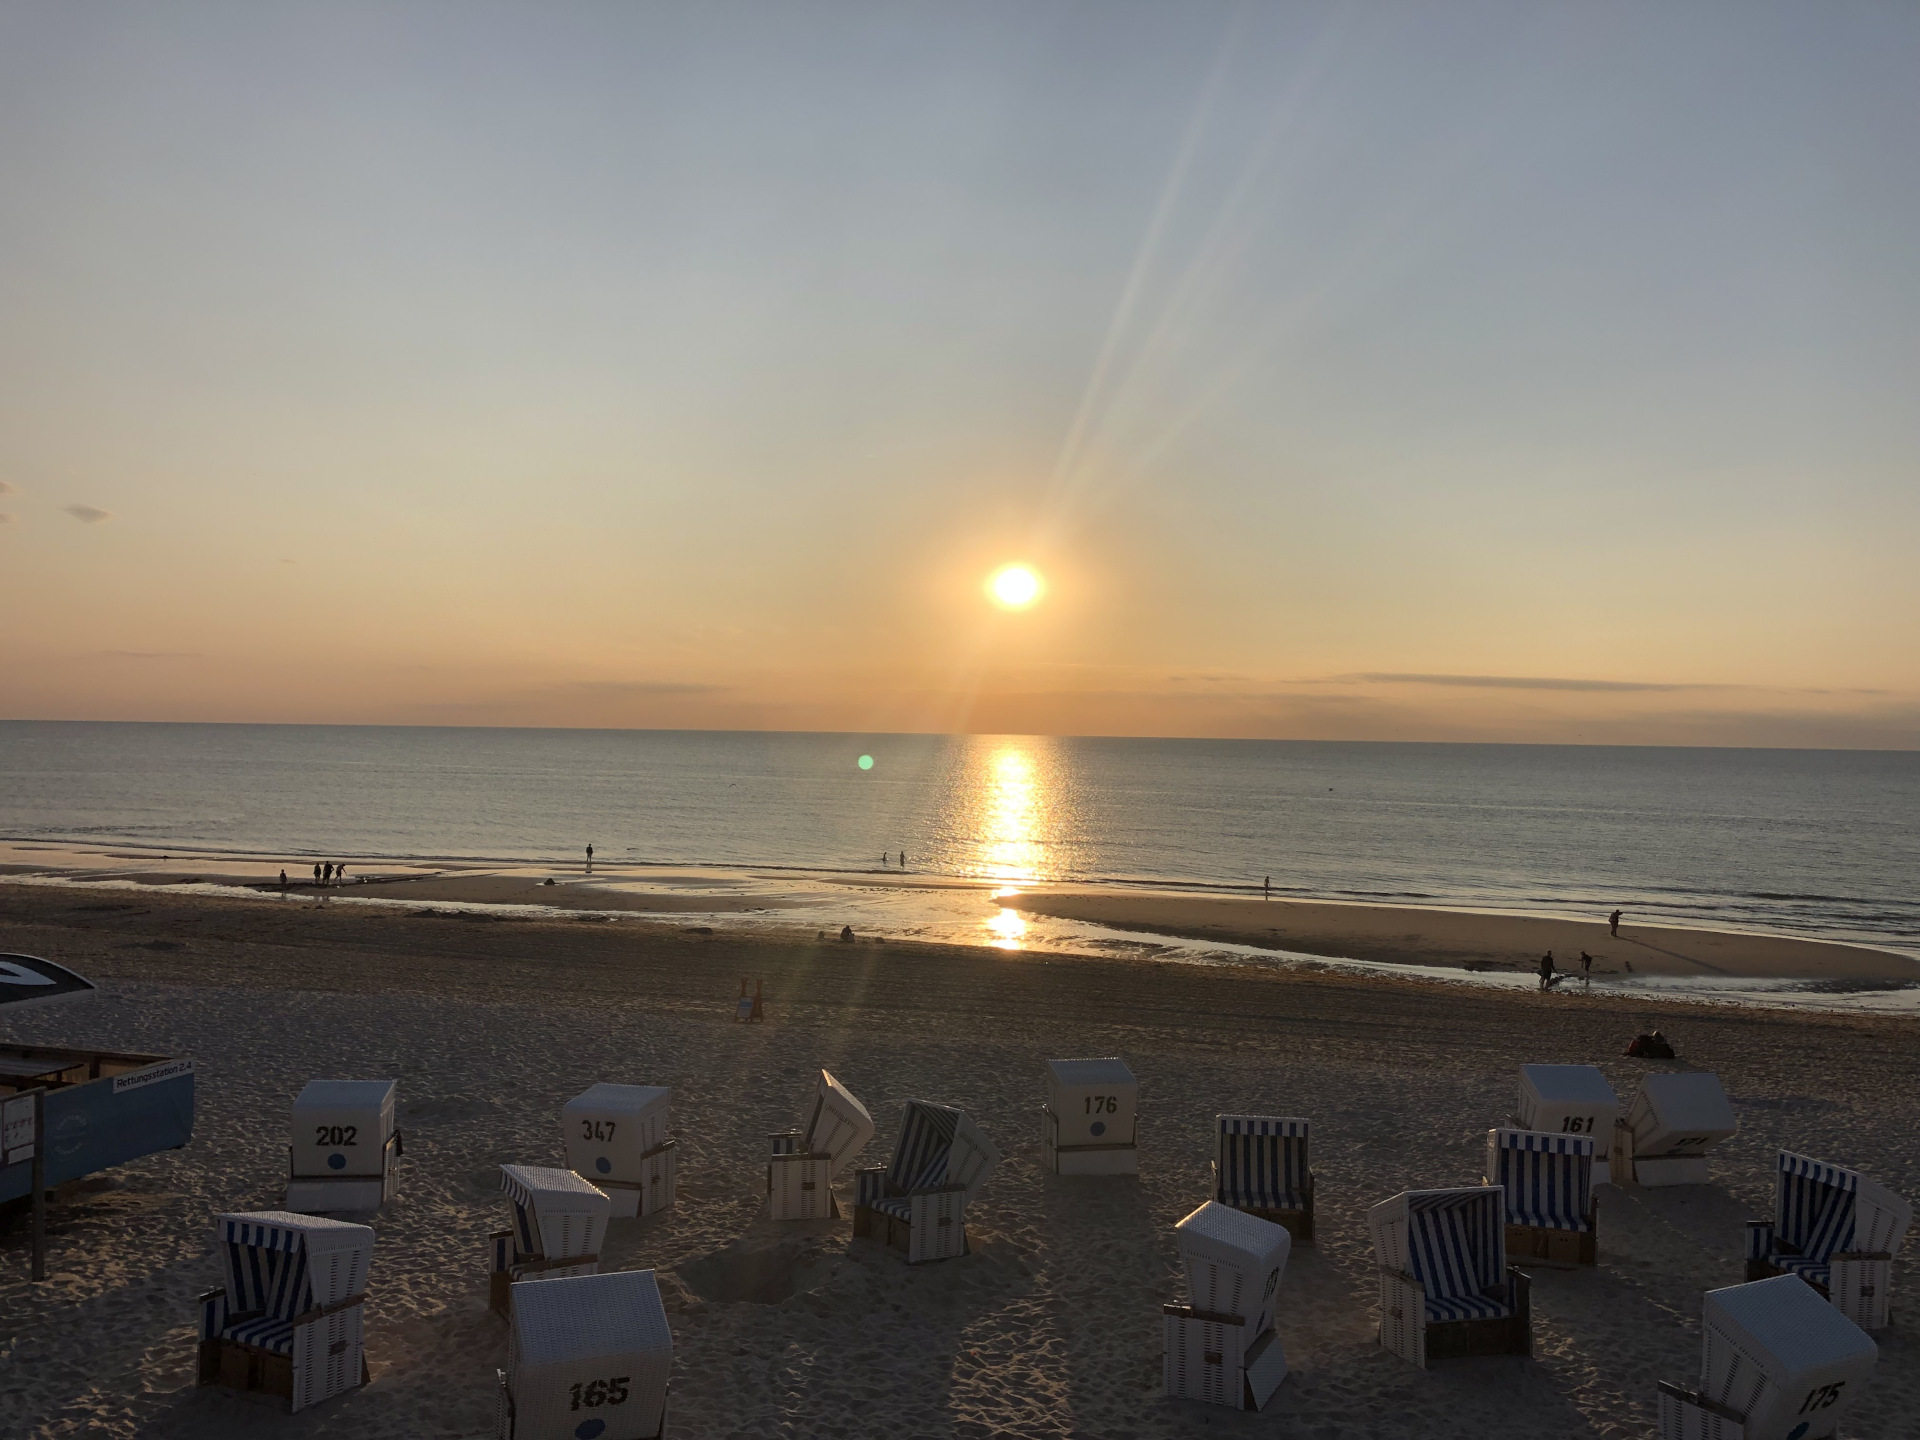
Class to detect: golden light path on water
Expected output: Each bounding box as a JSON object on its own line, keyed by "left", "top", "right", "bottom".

{"left": 955, "top": 739, "right": 1060, "bottom": 950}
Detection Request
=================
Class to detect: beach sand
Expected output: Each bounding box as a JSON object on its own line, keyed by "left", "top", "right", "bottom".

{"left": 1001, "top": 890, "right": 1920, "bottom": 981}
{"left": 1, "top": 881, "right": 1915, "bottom": 1439}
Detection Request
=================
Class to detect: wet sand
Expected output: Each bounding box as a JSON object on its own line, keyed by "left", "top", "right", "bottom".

{"left": 1, "top": 881, "right": 1916, "bottom": 1439}
{"left": 1000, "top": 890, "right": 1919, "bottom": 981}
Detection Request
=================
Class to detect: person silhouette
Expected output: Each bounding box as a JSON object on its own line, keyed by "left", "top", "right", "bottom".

{"left": 279, "top": 869, "right": 287, "bottom": 890}
{"left": 899, "top": 850, "right": 907, "bottom": 869}
{"left": 1264, "top": 875, "right": 1271, "bottom": 899}
{"left": 336, "top": 862, "right": 346, "bottom": 883}
{"left": 1580, "top": 951, "right": 1594, "bottom": 983}
{"left": 313, "top": 862, "right": 322, "bottom": 885}
{"left": 1538, "top": 951, "right": 1556, "bottom": 992}
{"left": 1609, "top": 909, "right": 1622, "bottom": 937}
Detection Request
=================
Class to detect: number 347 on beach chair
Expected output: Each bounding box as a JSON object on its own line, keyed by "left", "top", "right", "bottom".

{"left": 1367, "top": 1186, "right": 1532, "bottom": 1368}
{"left": 1213, "top": 1116, "right": 1314, "bottom": 1244}
{"left": 197, "top": 1211, "right": 374, "bottom": 1413}
{"left": 1745, "top": 1151, "right": 1912, "bottom": 1332}
{"left": 853, "top": 1100, "right": 1001, "bottom": 1264}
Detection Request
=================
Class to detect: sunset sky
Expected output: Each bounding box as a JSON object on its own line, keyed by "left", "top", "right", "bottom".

{"left": 3, "top": 2, "right": 1915, "bottom": 747}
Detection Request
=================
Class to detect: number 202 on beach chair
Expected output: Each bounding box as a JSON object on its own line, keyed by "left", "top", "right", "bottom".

{"left": 853, "top": 1100, "right": 1001, "bottom": 1264}
{"left": 1745, "top": 1151, "right": 1912, "bottom": 1332}
{"left": 1367, "top": 1186, "right": 1531, "bottom": 1368}
{"left": 1043, "top": 1058, "right": 1138, "bottom": 1176}
{"left": 1163, "top": 1201, "right": 1291, "bottom": 1412}
{"left": 1485, "top": 1128, "right": 1597, "bottom": 1268}
{"left": 497, "top": 1269, "right": 673, "bottom": 1440}
{"left": 1657, "top": 1274, "right": 1878, "bottom": 1440}
{"left": 768, "top": 1068, "right": 874, "bottom": 1221}
{"left": 197, "top": 1211, "right": 374, "bottom": 1413}
{"left": 490, "top": 1165, "right": 612, "bottom": 1318}
{"left": 1213, "top": 1115, "right": 1314, "bottom": 1243}
{"left": 563, "top": 1084, "right": 676, "bottom": 1221}
{"left": 285, "top": 1079, "right": 401, "bottom": 1213}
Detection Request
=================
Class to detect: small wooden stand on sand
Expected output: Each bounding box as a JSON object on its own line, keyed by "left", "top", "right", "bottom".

{"left": 735, "top": 978, "right": 764, "bottom": 1023}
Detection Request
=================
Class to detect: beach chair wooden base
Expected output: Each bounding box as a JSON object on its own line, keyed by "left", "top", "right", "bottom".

{"left": 1377, "top": 1267, "right": 1531, "bottom": 1368}
{"left": 197, "top": 1337, "right": 368, "bottom": 1410}
{"left": 285, "top": 1132, "right": 402, "bottom": 1214}
{"left": 1162, "top": 1307, "right": 1287, "bottom": 1411}
{"left": 1235, "top": 1203, "right": 1314, "bottom": 1246}
{"left": 1656, "top": 1381, "right": 1747, "bottom": 1440}
{"left": 769, "top": 1152, "right": 841, "bottom": 1221}
{"left": 1506, "top": 1201, "right": 1598, "bottom": 1269}
{"left": 852, "top": 1198, "right": 970, "bottom": 1264}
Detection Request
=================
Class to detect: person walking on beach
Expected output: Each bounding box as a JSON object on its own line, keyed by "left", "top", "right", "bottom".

{"left": 1538, "top": 950, "right": 1557, "bottom": 991}
{"left": 1580, "top": 950, "right": 1594, "bottom": 984}
{"left": 1609, "top": 909, "right": 1622, "bottom": 937}
{"left": 323, "top": 861, "right": 334, "bottom": 885}
{"left": 336, "top": 862, "right": 346, "bottom": 884}
{"left": 313, "top": 862, "right": 322, "bottom": 886}
{"left": 279, "top": 869, "right": 287, "bottom": 891}
{"left": 1264, "top": 875, "right": 1271, "bottom": 899}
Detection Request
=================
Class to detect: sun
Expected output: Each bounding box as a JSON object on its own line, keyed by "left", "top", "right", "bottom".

{"left": 987, "top": 563, "right": 1044, "bottom": 610}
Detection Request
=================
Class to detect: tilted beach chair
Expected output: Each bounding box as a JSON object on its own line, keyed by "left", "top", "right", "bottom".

{"left": 853, "top": 1100, "right": 1001, "bottom": 1264}
{"left": 1367, "top": 1186, "right": 1531, "bottom": 1367}
{"left": 490, "top": 1165, "right": 612, "bottom": 1317}
{"left": 1746, "top": 1151, "right": 1912, "bottom": 1331}
{"left": 1043, "top": 1058, "right": 1138, "bottom": 1176}
{"left": 1516, "top": 1064, "right": 1618, "bottom": 1184}
{"left": 197, "top": 1210, "right": 373, "bottom": 1412}
{"left": 496, "top": 1269, "right": 673, "bottom": 1440}
{"left": 1213, "top": 1115, "right": 1314, "bottom": 1243}
{"left": 285, "top": 1079, "right": 401, "bottom": 1213}
{"left": 768, "top": 1068, "right": 875, "bottom": 1220}
{"left": 1657, "top": 1274, "right": 1877, "bottom": 1440}
{"left": 1163, "top": 1201, "right": 1291, "bottom": 1411}
{"left": 1613, "top": 1071, "right": 1738, "bottom": 1187}
{"left": 563, "top": 1083, "right": 676, "bottom": 1221}
{"left": 1485, "top": 1128, "right": 1597, "bottom": 1267}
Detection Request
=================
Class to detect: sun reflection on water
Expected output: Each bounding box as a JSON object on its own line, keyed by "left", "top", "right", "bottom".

{"left": 980, "top": 745, "right": 1045, "bottom": 881}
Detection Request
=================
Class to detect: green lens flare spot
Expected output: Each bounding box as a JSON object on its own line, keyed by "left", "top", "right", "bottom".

{"left": 858, "top": 755, "right": 874, "bottom": 770}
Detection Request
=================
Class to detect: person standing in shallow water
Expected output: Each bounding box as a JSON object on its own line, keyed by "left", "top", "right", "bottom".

{"left": 1580, "top": 951, "right": 1594, "bottom": 984}
{"left": 1538, "top": 951, "right": 1556, "bottom": 991}
{"left": 312, "top": 862, "right": 321, "bottom": 885}
{"left": 323, "top": 861, "right": 333, "bottom": 885}
{"left": 586, "top": 844, "right": 593, "bottom": 870}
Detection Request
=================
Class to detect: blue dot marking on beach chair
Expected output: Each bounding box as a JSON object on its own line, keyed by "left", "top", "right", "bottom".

{"left": 1090, "top": 1121, "right": 1105, "bottom": 1137}
{"left": 597, "top": 1157, "right": 611, "bottom": 1174}
{"left": 1788, "top": 1425, "right": 1808, "bottom": 1440}
{"left": 327, "top": 1153, "right": 346, "bottom": 1170}
{"left": 575, "top": 1420, "right": 606, "bottom": 1439}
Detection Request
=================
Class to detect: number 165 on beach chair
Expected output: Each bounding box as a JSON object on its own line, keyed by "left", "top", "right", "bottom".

{"left": 496, "top": 1269, "right": 673, "bottom": 1440}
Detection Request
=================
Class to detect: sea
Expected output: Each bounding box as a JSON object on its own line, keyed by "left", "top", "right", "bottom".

{"left": 3, "top": 721, "right": 1916, "bottom": 969}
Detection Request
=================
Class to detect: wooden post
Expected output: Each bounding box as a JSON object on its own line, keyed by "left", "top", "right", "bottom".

{"left": 29, "top": 1088, "right": 46, "bottom": 1281}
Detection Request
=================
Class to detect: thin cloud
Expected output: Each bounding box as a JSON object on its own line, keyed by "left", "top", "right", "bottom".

{"left": 1342, "top": 672, "right": 1723, "bottom": 694}
{"left": 0, "top": 514, "right": 12, "bottom": 525}
{"left": 0, "top": 481, "right": 15, "bottom": 495}
{"left": 97, "top": 650, "right": 203, "bottom": 660}
{"left": 64, "top": 504, "right": 113, "bottom": 523}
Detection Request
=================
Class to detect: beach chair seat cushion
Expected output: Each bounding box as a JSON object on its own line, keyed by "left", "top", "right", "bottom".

{"left": 1767, "top": 1253, "right": 1832, "bottom": 1287}
{"left": 1424, "top": 1291, "right": 1511, "bottom": 1324}
{"left": 223, "top": 1315, "right": 297, "bottom": 1354}
{"left": 869, "top": 1195, "right": 916, "bottom": 1223}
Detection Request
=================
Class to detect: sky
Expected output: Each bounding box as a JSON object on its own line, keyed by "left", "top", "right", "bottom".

{"left": 2, "top": 1, "right": 1916, "bottom": 747}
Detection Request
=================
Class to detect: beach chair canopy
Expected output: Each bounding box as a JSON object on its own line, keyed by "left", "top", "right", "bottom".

{"left": 1175, "top": 1200, "right": 1290, "bottom": 1335}
{"left": 1769, "top": 1152, "right": 1913, "bottom": 1287}
{"left": 801, "top": 1069, "right": 875, "bottom": 1174}
{"left": 214, "top": 1211, "right": 373, "bottom": 1355}
{"left": 1627, "top": 1072, "right": 1737, "bottom": 1156}
{"left": 501, "top": 1164, "right": 610, "bottom": 1260}
{"left": 1369, "top": 1187, "right": 1510, "bottom": 1323}
{"left": 1700, "top": 1275, "right": 1877, "bottom": 1434}
{"left": 885, "top": 1100, "right": 1000, "bottom": 1202}
{"left": 1517, "top": 1065, "right": 1617, "bottom": 1137}
{"left": 508, "top": 1269, "right": 673, "bottom": 1440}
{"left": 1216, "top": 1115, "right": 1309, "bottom": 1212}
{"left": 1486, "top": 1128, "right": 1594, "bottom": 1232}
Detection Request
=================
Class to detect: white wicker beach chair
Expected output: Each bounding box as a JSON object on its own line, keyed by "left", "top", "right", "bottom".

{"left": 853, "top": 1100, "right": 1001, "bottom": 1264}
{"left": 1517, "top": 1064, "right": 1618, "bottom": 1184}
{"left": 1213, "top": 1115, "right": 1314, "bottom": 1243}
{"left": 490, "top": 1165, "right": 612, "bottom": 1317}
{"left": 1163, "top": 1201, "right": 1290, "bottom": 1412}
{"left": 563, "top": 1084, "right": 676, "bottom": 1221}
{"left": 1485, "top": 1128, "right": 1597, "bottom": 1267}
{"left": 196, "top": 1210, "right": 374, "bottom": 1412}
{"left": 767, "top": 1068, "right": 874, "bottom": 1221}
{"left": 1367, "top": 1186, "right": 1531, "bottom": 1368}
{"left": 1657, "top": 1274, "right": 1877, "bottom": 1440}
{"left": 285, "top": 1079, "right": 401, "bottom": 1213}
{"left": 496, "top": 1269, "right": 673, "bottom": 1440}
{"left": 1746, "top": 1151, "right": 1912, "bottom": 1332}
{"left": 1043, "top": 1057, "right": 1138, "bottom": 1176}
{"left": 1613, "top": 1072, "right": 1738, "bottom": 1186}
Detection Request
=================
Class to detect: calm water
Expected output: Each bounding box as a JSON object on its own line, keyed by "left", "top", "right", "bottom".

{"left": 2, "top": 721, "right": 1916, "bottom": 957}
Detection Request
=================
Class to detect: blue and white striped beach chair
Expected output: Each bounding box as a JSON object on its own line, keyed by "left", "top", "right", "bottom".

{"left": 1485, "top": 1128, "right": 1597, "bottom": 1267}
{"left": 1746, "top": 1151, "right": 1912, "bottom": 1331}
{"left": 196, "top": 1210, "right": 374, "bottom": 1412}
{"left": 1367, "top": 1186, "right": 1531, "bottom": 1367}
{"left": 1213, "top": 1115, "right": 1314, "bottom": 1243}
{"left": 489, "top": 1165, "right": 612, "bottom": 1317}
{"left": 853, "top": 1100, "right": 1001, "bottom": 1264}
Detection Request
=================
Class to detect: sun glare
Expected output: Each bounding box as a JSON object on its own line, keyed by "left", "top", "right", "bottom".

{"left": 988, "top": 563, "right": 1043, "bottom": 609}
